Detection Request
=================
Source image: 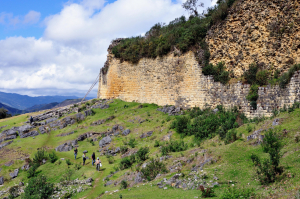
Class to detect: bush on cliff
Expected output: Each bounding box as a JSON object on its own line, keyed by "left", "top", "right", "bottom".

{"left": 279, "top": 64, "right": 300, "bottom": 88}
{"left": 111, "top": 0, "right": 237, "bottom": 84}
{"left": 202, "top": 62, "right": 230, "bottom": 84}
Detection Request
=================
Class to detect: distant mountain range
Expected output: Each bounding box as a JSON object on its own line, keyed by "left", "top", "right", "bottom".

{"left": 0, "top": 91, "right": 93, "bottom": 116}
{"left": 0, "top": 102, "right": 22, "bottom": 115}
{"left": 0, "top": 91, "right": 84, "bottom": 110}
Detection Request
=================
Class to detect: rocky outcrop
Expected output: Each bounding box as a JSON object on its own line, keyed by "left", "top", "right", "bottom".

{"left": 0, "top": 141, "right": 13, "bottom": 150}
{"left": 157, "top": 106, "right": 181, "bottom": 116}
{"left": 122, "top": 129, "right": 130, "bottom": 136}
{"left": 9, "top": 169, "right": 19, "bottom": 179}
{"left": 0, "top": 176, "right": 3, "bottom": 185}
{"left": 56, "top": 140, "right": 78, "bottom": 152}
{"left": 99, "top": 136, "right": 112, "bottom": 148}
{"left": 140, "top": 131, "right": 153, "bottom": 139}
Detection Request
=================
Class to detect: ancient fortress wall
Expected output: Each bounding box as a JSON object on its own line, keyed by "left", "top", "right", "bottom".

{"left": 98, "top": 51, "right": 300, "bottom": 118}
{"left": 97, "top": 0, "right": 300, "bottom": 118}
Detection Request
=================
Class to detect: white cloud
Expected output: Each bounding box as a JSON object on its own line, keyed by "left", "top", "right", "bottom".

{"left": 0, "top": 0, "right": 212, "bottom": 97}
{"left": 23, "top": 10, "right": 41, "bottom": 24}
{"left": 0, "top": 11, "right": 41, "bottom": 26}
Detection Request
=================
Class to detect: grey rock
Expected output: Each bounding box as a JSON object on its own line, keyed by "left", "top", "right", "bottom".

{"left": 19, "top": 181, "right": 24, "bottom": 186}
{"left": 135, "top": 172, "right": 143, "bottom": 184}
{"left": 99, "top": 136, "right": 112, "bottom": 147}
{"left": 84, "top": 109, "right": 93, "bottom": 117}
{"left": 247, "top": 129, "right": 263, "bottom": 141}
{"left": 182, "top": 183, "right": 187, "bottom": 188}
{"left": 164, "top": 187, "right": 168, "bottom": 190}
{"left": 42, "top": 159, "right": 47, "bottom": 164}
{"left": 76, "top": 113, "right": 86, "bottom": 121}
{"left": 0, "top": 176, "right": 3, "bottom": 185}
{"left": 105, "top": 180, "right": 114, "bottom": 186}
{"left": 46, "top": 117, "right": 57, "bottom": 124}
{"left": 122, "top": 129, "right": 131, "bottom": 136}
{"left": 272, "top": 118, "right": 280, "bottom": 126}
{"left": 21, "top": 164, "right": 30, "bottom": 170}
{"left": 56, "top": 140, "right": 77, "bottom": 152}
{"left": 0, "top": 140, "right": 13, "bottom": 150}
{"left": 19, "top": 129, "right": 39, "bottom": 138}
{"left": 4, "top": 161, "right": 14, "bottom": 166}
{"left": 213, "top": 108, "right": 219, "bottom": 114}
{"left": 212, "top": 182, "right": 219, "bottom": 187}
{"left": 4, "top": 135, "right": 17, "bottom": 141}
{"left": 86, "top": 178, "right": 93, "bottom": 183}
{"left": 157, "top": 106, "right": 181, "bottom": 116}
{"left": 213, "top": 176, "right": 218, "bottom": 180}
{"left": 9, "top": 169, "right": 19, "bottom": 179}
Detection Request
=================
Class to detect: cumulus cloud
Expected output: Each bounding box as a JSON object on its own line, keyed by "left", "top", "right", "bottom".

{"left": 0, "top": 0, "right": 212, "bottom": 97}
{"left": 0, "top": 10, "right": 41, "bottom": 26}
{"left": 23, "top": 10, "right": 41, "bottom": 24}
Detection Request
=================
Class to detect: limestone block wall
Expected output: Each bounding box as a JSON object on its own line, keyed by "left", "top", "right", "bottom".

{"left": 98, "top": 51, "right": 300, "bottom": 118}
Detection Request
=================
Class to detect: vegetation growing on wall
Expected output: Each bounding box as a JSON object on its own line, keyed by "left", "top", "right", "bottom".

{"left": 111, "top": 0, "right": 237, "bottom": 84}
{"left": 243, "top": 63, "right": 300, "bottom": 109}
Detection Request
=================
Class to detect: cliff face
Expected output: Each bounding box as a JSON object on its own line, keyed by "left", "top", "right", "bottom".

{"left": 98, "top": 0, "right": 300, "bottom": 118}
{"left": 206, "top": 0, "right": 300, "bottom": 77}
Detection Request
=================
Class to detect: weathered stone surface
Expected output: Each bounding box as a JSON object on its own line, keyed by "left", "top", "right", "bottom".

{"left": 86, "top": 178, "right": 93, "bottom": 183}
{"left": 56, "top": 140, "right": 78, "bottom": 152}
{"left": 0, "top": 176, "right": 3, "bottom": 185}
{"left": 20, "top": 130, "right": 39, "bottom": 138}
{"left": 135, "top": 172, "right": 143, "bottom": 184}
{"left": 157, "top": 106, "right": 181, "bottom": 116}
{"left": 122, "top": 129, "right": 130, "bottom": 136}
{"left": 140, "top": 131, "right": 153, "bottom": 139}
{"left": 99, "top": 136, "right": 112, "bottom": 147}
{"left": 76, "top": 113, "right": 86, "bottom": 121}
{"left": 0, "top": 141, "right": 13, "bottom": 150}
{"left": 9, "top": 169, "right": 19, "bottom": 179}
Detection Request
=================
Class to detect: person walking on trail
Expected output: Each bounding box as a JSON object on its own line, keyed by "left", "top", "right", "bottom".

{"left": 82, "top": 153, "right": 86, "bottom": 165}
{"left": 74, "top": 147, "right": 78, "bottom": 160}
{"left": 91, "top": 152, "right": 96, "bottom": 166}
{"left": 96, "top": 157, "right": 101, "bottom": 171}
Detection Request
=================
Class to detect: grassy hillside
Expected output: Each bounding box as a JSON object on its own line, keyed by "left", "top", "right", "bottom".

{"left": 0, "top": 99, "right": 299, "bottom": 198}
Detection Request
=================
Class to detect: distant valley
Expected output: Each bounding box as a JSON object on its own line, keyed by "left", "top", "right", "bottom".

{"left": 0, "top": 91, "right": 93, "bottom": 115}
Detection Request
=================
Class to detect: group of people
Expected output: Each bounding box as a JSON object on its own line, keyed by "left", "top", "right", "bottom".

{"left": 74, "top": 147, "right": 102, "bottom": 171}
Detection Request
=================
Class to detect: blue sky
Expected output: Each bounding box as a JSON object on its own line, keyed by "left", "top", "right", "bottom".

{"left": 0, "top": 0, "right": 214, "bottom": 97}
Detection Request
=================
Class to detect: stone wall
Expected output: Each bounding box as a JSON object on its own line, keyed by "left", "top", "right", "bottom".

{"left": 98, "top": 51, "right": 300, "bottom": 118}
{"left": 206, "top": 0, "right": 300, "bottom": 77}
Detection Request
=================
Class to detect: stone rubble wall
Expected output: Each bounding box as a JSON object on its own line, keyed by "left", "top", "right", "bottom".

{"left": 206, "top": 0, "right": 300, "bottom": 77}
{"left": 98, "top": 51, "right": 300, "bottom": 118}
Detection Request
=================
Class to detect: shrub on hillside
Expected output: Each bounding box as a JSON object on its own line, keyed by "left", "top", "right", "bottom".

{"left": 128, "top": 138, "right": 137, "bottom": 148}
{"left": 120, "top": 180, "right": 128, "bottom": 189}
{"left": 199, "top": 185, "right": 215, "bottom": 198}
{"left": 251, "top": 129, "right": 283, "bottom": 184}
{"left": 119, "top": 154, "right": 136, "bottom": 170}
{"left": 22, "top": 175, "right": 54, "bottom": 199}
{"left": 27, "top": 163, "right": 39, "bottom": 178}
{"left": 120, "top": 145, "right": 128, "bottom": 154}
{"left": 224, "top": 129, "right": 238, "bottom": 144}
{"left": 33, "top": 149, "right": 48, "bottom": 165}
{"left": 220, "top": 187, "right": 255, "bottom": 199}
{"left": 48, "top": 151, "right": 58, "bottom": 163}
{"left": 136, "top": 147, "right": 149, "bottom": 162}
{"left": 171, "top": 105, "right": 246, "bottom": 141}
{"left": 141, "top": 158, "right": 167, "bottom": 181}
{"left": 161, "top": 140, "right": 188, "bottom": 156}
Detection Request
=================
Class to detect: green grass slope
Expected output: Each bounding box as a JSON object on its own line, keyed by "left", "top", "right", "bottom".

{"left": 0, "top": 99, "right": 299, "bottom": 199}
